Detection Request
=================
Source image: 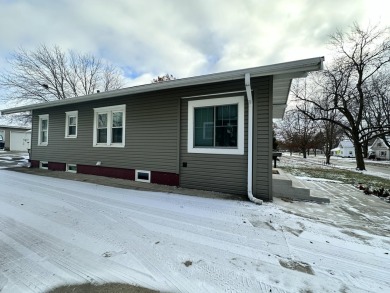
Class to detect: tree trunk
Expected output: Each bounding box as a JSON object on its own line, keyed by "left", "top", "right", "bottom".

{"left": 325, "top": 154, "right": 331, "bottom": 164}
{"left": 302, "top": 148, "right": 307, "bottom": 158}
{"left": 362, "top": 141, "right": 369, "bottom": 158}
{"left": 354, "top": 141, "right": 366, "bottom": 170}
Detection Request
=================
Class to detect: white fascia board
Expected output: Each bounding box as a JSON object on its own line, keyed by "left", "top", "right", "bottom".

{"left": 1, "top": 57, "right": 324, "bottom": 115}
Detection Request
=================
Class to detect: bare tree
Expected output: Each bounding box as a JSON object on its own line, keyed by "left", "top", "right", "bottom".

{"left": 278, "top": 107, "right": 319, "bottom": 158}
{"left": 363, "top": 71, "right": 390, "bottom": 150}
{"left": 152, "top": 73, "right": 176, "bottom": 83}
{"left": 0, "top": 44, "right": 125, "bottom": 105}
{"left": 294, "top": 23, "right": 390, "bottom": 170}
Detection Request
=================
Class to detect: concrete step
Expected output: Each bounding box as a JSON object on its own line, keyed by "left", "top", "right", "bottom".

{"left": 272, "top": 169, "right": 330, "bottom": 203}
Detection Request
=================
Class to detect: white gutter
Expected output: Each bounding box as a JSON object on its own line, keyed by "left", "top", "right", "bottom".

{"left": 245, "top": 73, "right": 263, "bottom": 205}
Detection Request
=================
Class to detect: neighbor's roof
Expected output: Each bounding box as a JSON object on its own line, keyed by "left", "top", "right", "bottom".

{"left": 0, "top": 125, "right": 31, "bottom": 130}
{"left": 0, "top": 57, "right": 324, "bottom": 119}
{"left": 339, "top": 140, "right": 354, "bottom": 148}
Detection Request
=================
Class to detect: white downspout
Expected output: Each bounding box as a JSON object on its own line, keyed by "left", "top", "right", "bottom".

{"left": 245, "top": 73, "right": 263, "bottom": 205}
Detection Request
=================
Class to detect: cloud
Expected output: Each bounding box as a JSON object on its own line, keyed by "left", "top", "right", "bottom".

{"left": 0, "top": 0, "right": 389, "bottom": 87}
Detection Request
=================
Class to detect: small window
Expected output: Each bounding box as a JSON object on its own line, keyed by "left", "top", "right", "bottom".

{"left": 65, "top": 111, "right": 78, "bottom": 138}
{"left": 66, "top": 164, "right": 77, "bottom": 173}
{"left": 380, "top": 151, "right": 386, "bottom": 157}
{"left": 188, "top": 96, "right": 244, "bottom": 155}
{"left": 40, "top": 161, "right": 48, "bottom": 169}
{"left": 377, "top": 143, "right": 382, "bottom": 147}
{"left": 93, "top": 105, "right": 125, "bottom": 147}
{"left": 135, "top": 170, "right": 151, "bottom": 183}
{"left": 38, "top": 114, "right": 49, "bottom": 146}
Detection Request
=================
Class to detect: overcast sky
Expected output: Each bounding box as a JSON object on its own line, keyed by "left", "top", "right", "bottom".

{"left": 0, "top": 0, "right": 389, "bottom": 98}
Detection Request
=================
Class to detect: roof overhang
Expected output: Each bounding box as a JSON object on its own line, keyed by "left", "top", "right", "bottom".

{"left": 1, "top": 57, "right": 324, "bottom": 118}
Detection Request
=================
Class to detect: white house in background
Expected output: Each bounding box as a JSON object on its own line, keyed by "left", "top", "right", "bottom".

{"left": 370, "top": 137, "right": 390, "bottom": 160}
{"left": 331, "top": 139, "right": 355, "bottom": 157}
{"left": 0, "top": 125, "right": 31, "bottom": 151}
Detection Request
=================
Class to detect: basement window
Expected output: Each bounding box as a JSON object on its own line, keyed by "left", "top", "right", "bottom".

{"left": 66, "top": 164, "right": 77, "bottom": 173}
{"left": 40, "top": 161, "right": 48, "bottom": 169}
{"left": 135, "top": 170, "right": 151, "bottom": 183}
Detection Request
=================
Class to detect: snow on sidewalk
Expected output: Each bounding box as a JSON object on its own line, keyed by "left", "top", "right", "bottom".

{"left": 0, "top": 170, "right": 389, "bottom": 293}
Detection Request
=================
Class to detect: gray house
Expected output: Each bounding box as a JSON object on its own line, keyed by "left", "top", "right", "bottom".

{"left": 1, "top": 57, "right": 324, "bottom": 202}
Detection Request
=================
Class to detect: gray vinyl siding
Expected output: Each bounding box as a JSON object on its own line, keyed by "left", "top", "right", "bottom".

{"left": 179, "top": 76, "right": 272, "bottom": 198}
{"left": 253, "top": 76, "right": 273, "bottom": 200}
{"left": 32, "top": 93, "right": 180, "bottom": 173}
{"left": 31, "top": 77, "right": 273, "bottom": 199}
{"left": 180, "top": 96, "right": 248, "bottom": 195}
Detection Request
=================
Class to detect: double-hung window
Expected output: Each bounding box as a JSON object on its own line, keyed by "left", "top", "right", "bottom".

{"left": 65, "top": 111, "right": 78, "bottom": 138}
{"left": 38, "top": 114, "right": 49, "bottom": 146}
{"left": 188, "top": 96, "right": 244, "bottom": 155}
{"left": 93, "top": 105, "right": 125, "bottom": 147}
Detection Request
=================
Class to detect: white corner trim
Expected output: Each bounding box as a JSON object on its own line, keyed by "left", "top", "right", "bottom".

{"left": 187, "top": 96, "right": 244, "bottom": 155}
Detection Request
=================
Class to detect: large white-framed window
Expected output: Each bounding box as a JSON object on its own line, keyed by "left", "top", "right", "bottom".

{"left": 380, "top": 151, "right": 387, "bottom": 157}
{"left": 187, "top": 96, "right": 244, "bottom": 155}
{"left": 93, "top": 105, "right": 126, "bottom": 147}
{"left": 65, "top": 111, "right": 78, "bottom": 138}
{"left": 38, "top": 114, "right": 49, "bottom": 146}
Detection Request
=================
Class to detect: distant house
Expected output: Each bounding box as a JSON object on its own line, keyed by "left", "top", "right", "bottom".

{"left": 1, "top": 57, "right": 324, "bottom": 202}
{"left": 331, "top": 139, "right": 355, "bottom": 158}
{"left": 0, "top": 125, "right": 31, "bottom": 151}
{"left": 370, "top": 137, "right": 390, "bottom": 160}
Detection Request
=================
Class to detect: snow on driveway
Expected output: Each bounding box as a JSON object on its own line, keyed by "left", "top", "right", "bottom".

{"left": 0, "top": 170, "right": 389, "bottom": 293}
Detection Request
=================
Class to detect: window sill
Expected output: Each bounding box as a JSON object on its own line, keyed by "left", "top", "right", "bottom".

{"left": 65, "top": 136, "right": 77, "bottom": 139}
{"left": 93, "top": 144, "right": 125, "bottom": 148}
{"left": 188, "top": 147, "right": 244, "bottom": 155}
{"left": 38, "top": 143, "right": 48, "bottom": 146}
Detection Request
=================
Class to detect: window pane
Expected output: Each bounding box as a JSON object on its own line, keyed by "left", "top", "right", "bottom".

{"left": 112, "top": 128, "right": 123, "bottom": 143}
{"left": 68, "top": 125, "right": 76, "bottom": 136}
{"left": 41, "top": 119, "right": 48, "bottom": 130}
{"left": 215, "top": 125, "right": 237, "bottom": 147}
{"left": 69, "top": 116, "right": 76, "bottom": 126}
{"left": 41, "top": 131, "right": 47, "bottom": 143}
{"left": 194, "top": 107, "right": 214, "bottom": 146}
{"left": 98, "top": 113, "right": 107, "bottom": 128}
{"left": 97, "top": 128, "right": 107, "bottom": 143}
{"left": 215, "top": 104, "right": 238, "bottom": 147}
{"left": 112, "top": 112, "right": 123, "bottom": 127}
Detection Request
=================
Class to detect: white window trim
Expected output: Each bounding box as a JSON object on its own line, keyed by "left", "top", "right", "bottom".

{"left": 93, "top": 105, "right": 126, "bottom": 148}
{"left": 65, "top": 111, "right": 78, "bottom": 138}
{"left": 38, "top": 114, "right": 49, "bottom": 146}
{"left": 40, "top": 161, "right": 48, "bottom": 169}
{"left": 66, "top": 163, "right": 77, "bottom": 173}
{"left": 135, "top": 170, "right": 151, "bottom": 183}
{"left": 187, "top": 96, "right": 244, "bottom": 155}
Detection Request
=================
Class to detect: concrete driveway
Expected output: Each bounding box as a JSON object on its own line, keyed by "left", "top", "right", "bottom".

{"left": 0, "top": 169, "right": 389, "bottom": 292}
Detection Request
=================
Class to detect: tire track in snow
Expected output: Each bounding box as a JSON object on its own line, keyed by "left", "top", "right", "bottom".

{"left": 0, "top": 213, "right": 164, "bottom": 292}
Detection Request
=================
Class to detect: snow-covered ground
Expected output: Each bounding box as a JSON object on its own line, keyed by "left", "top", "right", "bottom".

{"left": 0, "top": 170, "right": 389, "bottom": 293}
{"left": 280, "top": 153, "right": 390, "bottom": 180}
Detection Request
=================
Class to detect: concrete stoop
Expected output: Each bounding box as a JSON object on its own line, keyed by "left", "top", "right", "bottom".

{"left": 272, "top": 169, "right": 330, "bottom": 203}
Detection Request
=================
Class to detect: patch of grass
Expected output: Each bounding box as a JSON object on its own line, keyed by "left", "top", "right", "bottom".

{"left": 280, "top": 166, "right": 390, "bottom": 190}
